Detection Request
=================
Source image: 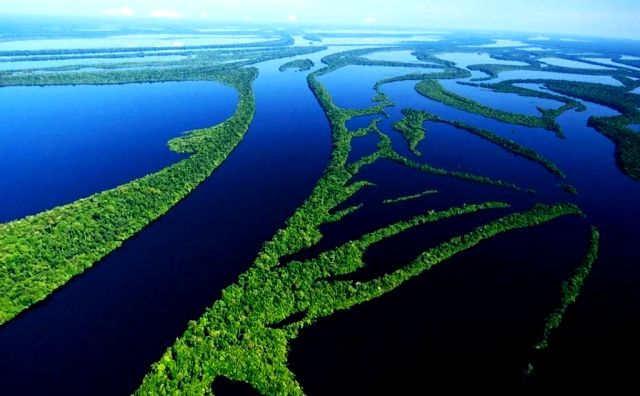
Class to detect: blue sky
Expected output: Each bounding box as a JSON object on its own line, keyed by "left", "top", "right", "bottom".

{"left": 1, "top": 0, "right": 639, "bottom": 39}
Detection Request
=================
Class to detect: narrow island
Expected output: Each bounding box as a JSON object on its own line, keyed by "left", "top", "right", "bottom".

{"left": 279, "top": 59, "right": 315, "bottom": 72}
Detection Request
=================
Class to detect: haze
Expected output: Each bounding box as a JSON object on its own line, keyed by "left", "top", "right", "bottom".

{"left": 0, "top": 0, "right": 639, "bottom": 40}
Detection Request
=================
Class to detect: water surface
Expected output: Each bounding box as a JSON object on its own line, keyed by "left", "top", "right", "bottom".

{"left": 492, "top": 70, "right": 623, "bottom": 86}
{"left": 0, "top": 81, "right": 237, "bottom": 222}
{"left": 440, "top": 79, "right": 563, "bottom": 116}
{"left": 0, "top": 54, "right": 332, "bottom": 396}
{"left": 436, "top": 52, "right": 528, "bottom": 68}
{"left": 0, "top": 55, "right": 188, "bottom": 70}
{"left": 538, "top": 57, "right": 613, "bottom": 70}
{"left": 0, "top": 34, "right": 274, "bottom": 51}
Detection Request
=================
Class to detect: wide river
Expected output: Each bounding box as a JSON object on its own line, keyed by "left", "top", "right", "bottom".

{"left": 0, "top": 47, "right": 639, "bottom": 393}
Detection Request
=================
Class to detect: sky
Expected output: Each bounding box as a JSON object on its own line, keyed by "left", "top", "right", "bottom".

{"left": 1, "top": 0, "right": 639, "bottom": 39}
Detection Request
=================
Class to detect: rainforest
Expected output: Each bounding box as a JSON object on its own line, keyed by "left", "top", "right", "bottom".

{"left": 0, "top": 5, "right": 639, "bottom": 395}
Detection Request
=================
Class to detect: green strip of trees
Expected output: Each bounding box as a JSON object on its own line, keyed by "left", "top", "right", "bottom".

{"left": 525, "top": 226, "right": 599, "bottom": 377}
{"left": 383, "top": 189, "right": 439, "bottom": 204}
{"left": 482, "top": 79, "right": 640, "bottom": 180}
{"left": 279, "top": 59, "right": 315, "bottom": 72}
{"left": 415, "top": 79, "right": 565, "bottom": 136}
{"left": 392, "top": 108, "right": 435, "bottom": 155}
{"left": 135, "top": 53, "right": 585, "bottom": 395}
{"left": 0, "top": 67, "right": 257, "bottom": 325}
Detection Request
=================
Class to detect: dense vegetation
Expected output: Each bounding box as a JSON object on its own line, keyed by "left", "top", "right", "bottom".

{"left": 373, "top": 67, "right": 472, "bottom": 87}
{"left": 0, "top": 46, "right": 325, "bottom": 80}
{"left": 357, "top": 125, "right": 535, "bottom": 193}
{"left": 388, "top": 105, "right": 565, "bottom": 179}
{"left": 135, "top": 50, "right": 588, "bottom": 395}
{"left": 383, "top": 189, "right": 438, "bottom": 204}
{"left": 321, "top": 47, "right": 444, "bottom": 71}
{"left": 559, "top": 183, "right": 578, "bottom": 195}
{"left": 392, "top": 108, "right": 434, "bottom": 155}
{"left": 0, "top": 67, "right": 257, "bottom": 324}
{"left": 539, "top": 80, "right": 640, "bottom": 180}
{"left": 302, "top": 34, "right": 322, "bottom": 42}
{"left": 415, "top": 79, "right": 569, "bottom": 136}
{"left": 1, "top": 38, "right": 620, "bottom": 391}
{"left": 526, "top": 226, "right": 600, "bottom": 377}
{"left": 482, "top": 79, "right": 640, "bottom": 180}
{"left": 465, "top": 80, "right": 586, "bottom": 114}
{"left": 405, "top": 47, "right": 640, "bottom": 180}
{"left": 468, "top": 60, "right": 634, "bottom": 83}
{"left": 279, "top": 59, "right": 315, "bottom": 72}
{"left": 436, "top": 116, "right": 567, "bottom": 178}
{"left": 136, "top": 200, "right": 583, "bottom": 395}
{"left": 535, "top": 226, "right": 600, "bottom": 350}
{"left": 0, "top": 34, "right": 294, "bottom": 57}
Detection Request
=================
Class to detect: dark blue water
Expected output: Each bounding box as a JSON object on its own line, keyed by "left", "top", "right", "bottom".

{"left": 345, "top": 114, "right": 380, "bottom": 131}
{"left": 0, "top": 81, "right": 237, "bottom": 222}
{"left": 288, "top": 64, "right": 640, "bottom": 390}
{"left": 290, "top": 217, "right": 590, "bottom": 393}
{"left": 0, "top": 56, "right": 331, "bottom": 395}
{"left": 529, "top": 102, "right": 640, "bottom": 388}
{"left": 317, "top": 65, "right": 432, "bottom": 109}
{"left": 440, "top": 79, "right": 563, "bottom": 116}
{"left": 383, "top": 119, "right": 558, "bottom": 193}
{"left": 1, "top": 52, "right": 640, "bottom": 394}
{"left": 346, "top": 132, "right": 379, "bottom": 164}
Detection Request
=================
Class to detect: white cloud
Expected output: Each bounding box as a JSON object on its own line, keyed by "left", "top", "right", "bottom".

{"left": 363, "top": 16, "right": 378, "bottom": 24}
{"left": 150, "top": 9, "right": 184, "bottom": 19}
{"left": 287, "top": 14, "right": 298, "bottom": 22}
{"left": 102, "top": 6, "right": 134, "bottom": 17}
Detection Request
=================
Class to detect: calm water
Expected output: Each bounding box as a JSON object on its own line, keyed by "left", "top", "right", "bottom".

{"left": 318, "top": 65, "right": 435, "bottom": 109}
{"left": 582, "top": 57, "right": 640, "bottom": 71}
{"left": 439, "top": 79, "right": 563, "bottom": 116}
{"left": 0, "top": 55, "right": 330, "bottom": 395}
{"left": 362, "top": 50, "right": 423, "bottom": 63}
{"left": 538, "top": 57, "right": 613, "bottom": 70}
{"left": 0, "top": 55, "right": 188, "bottom": 71}
{"left": 491, "top": 70, "right": 624, "bottom": 85}
{"left": 435, "top": 52, "right": 529, "bottom": 68}
{"left": 1, "top": 47, "right": 639, "bottom": 393}
{"left": 289, "top": 62, "right": 640, "bottom": 391}
{"left": 0, "top": 34, "right": 273, "bottom": 51}
{"left": 0, "top": 81, "right": 237, "bottom": 222}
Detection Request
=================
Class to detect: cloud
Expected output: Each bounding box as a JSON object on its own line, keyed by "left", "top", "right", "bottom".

{"left": 150, "top": 9, "right": 184, "bottom": 19}
{"left": 102, "top": 6, "right": 134, "bottom": 17}
{"left": 287, "top": 14, "right": 298, "bottom": 22}
{"left": 363, "top": 16, "right": 378, "bottom": 24}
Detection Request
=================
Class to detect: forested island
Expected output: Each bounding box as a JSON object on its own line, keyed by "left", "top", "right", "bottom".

{"left": 0, "top": 24, "right": 638, "bottom": 395}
